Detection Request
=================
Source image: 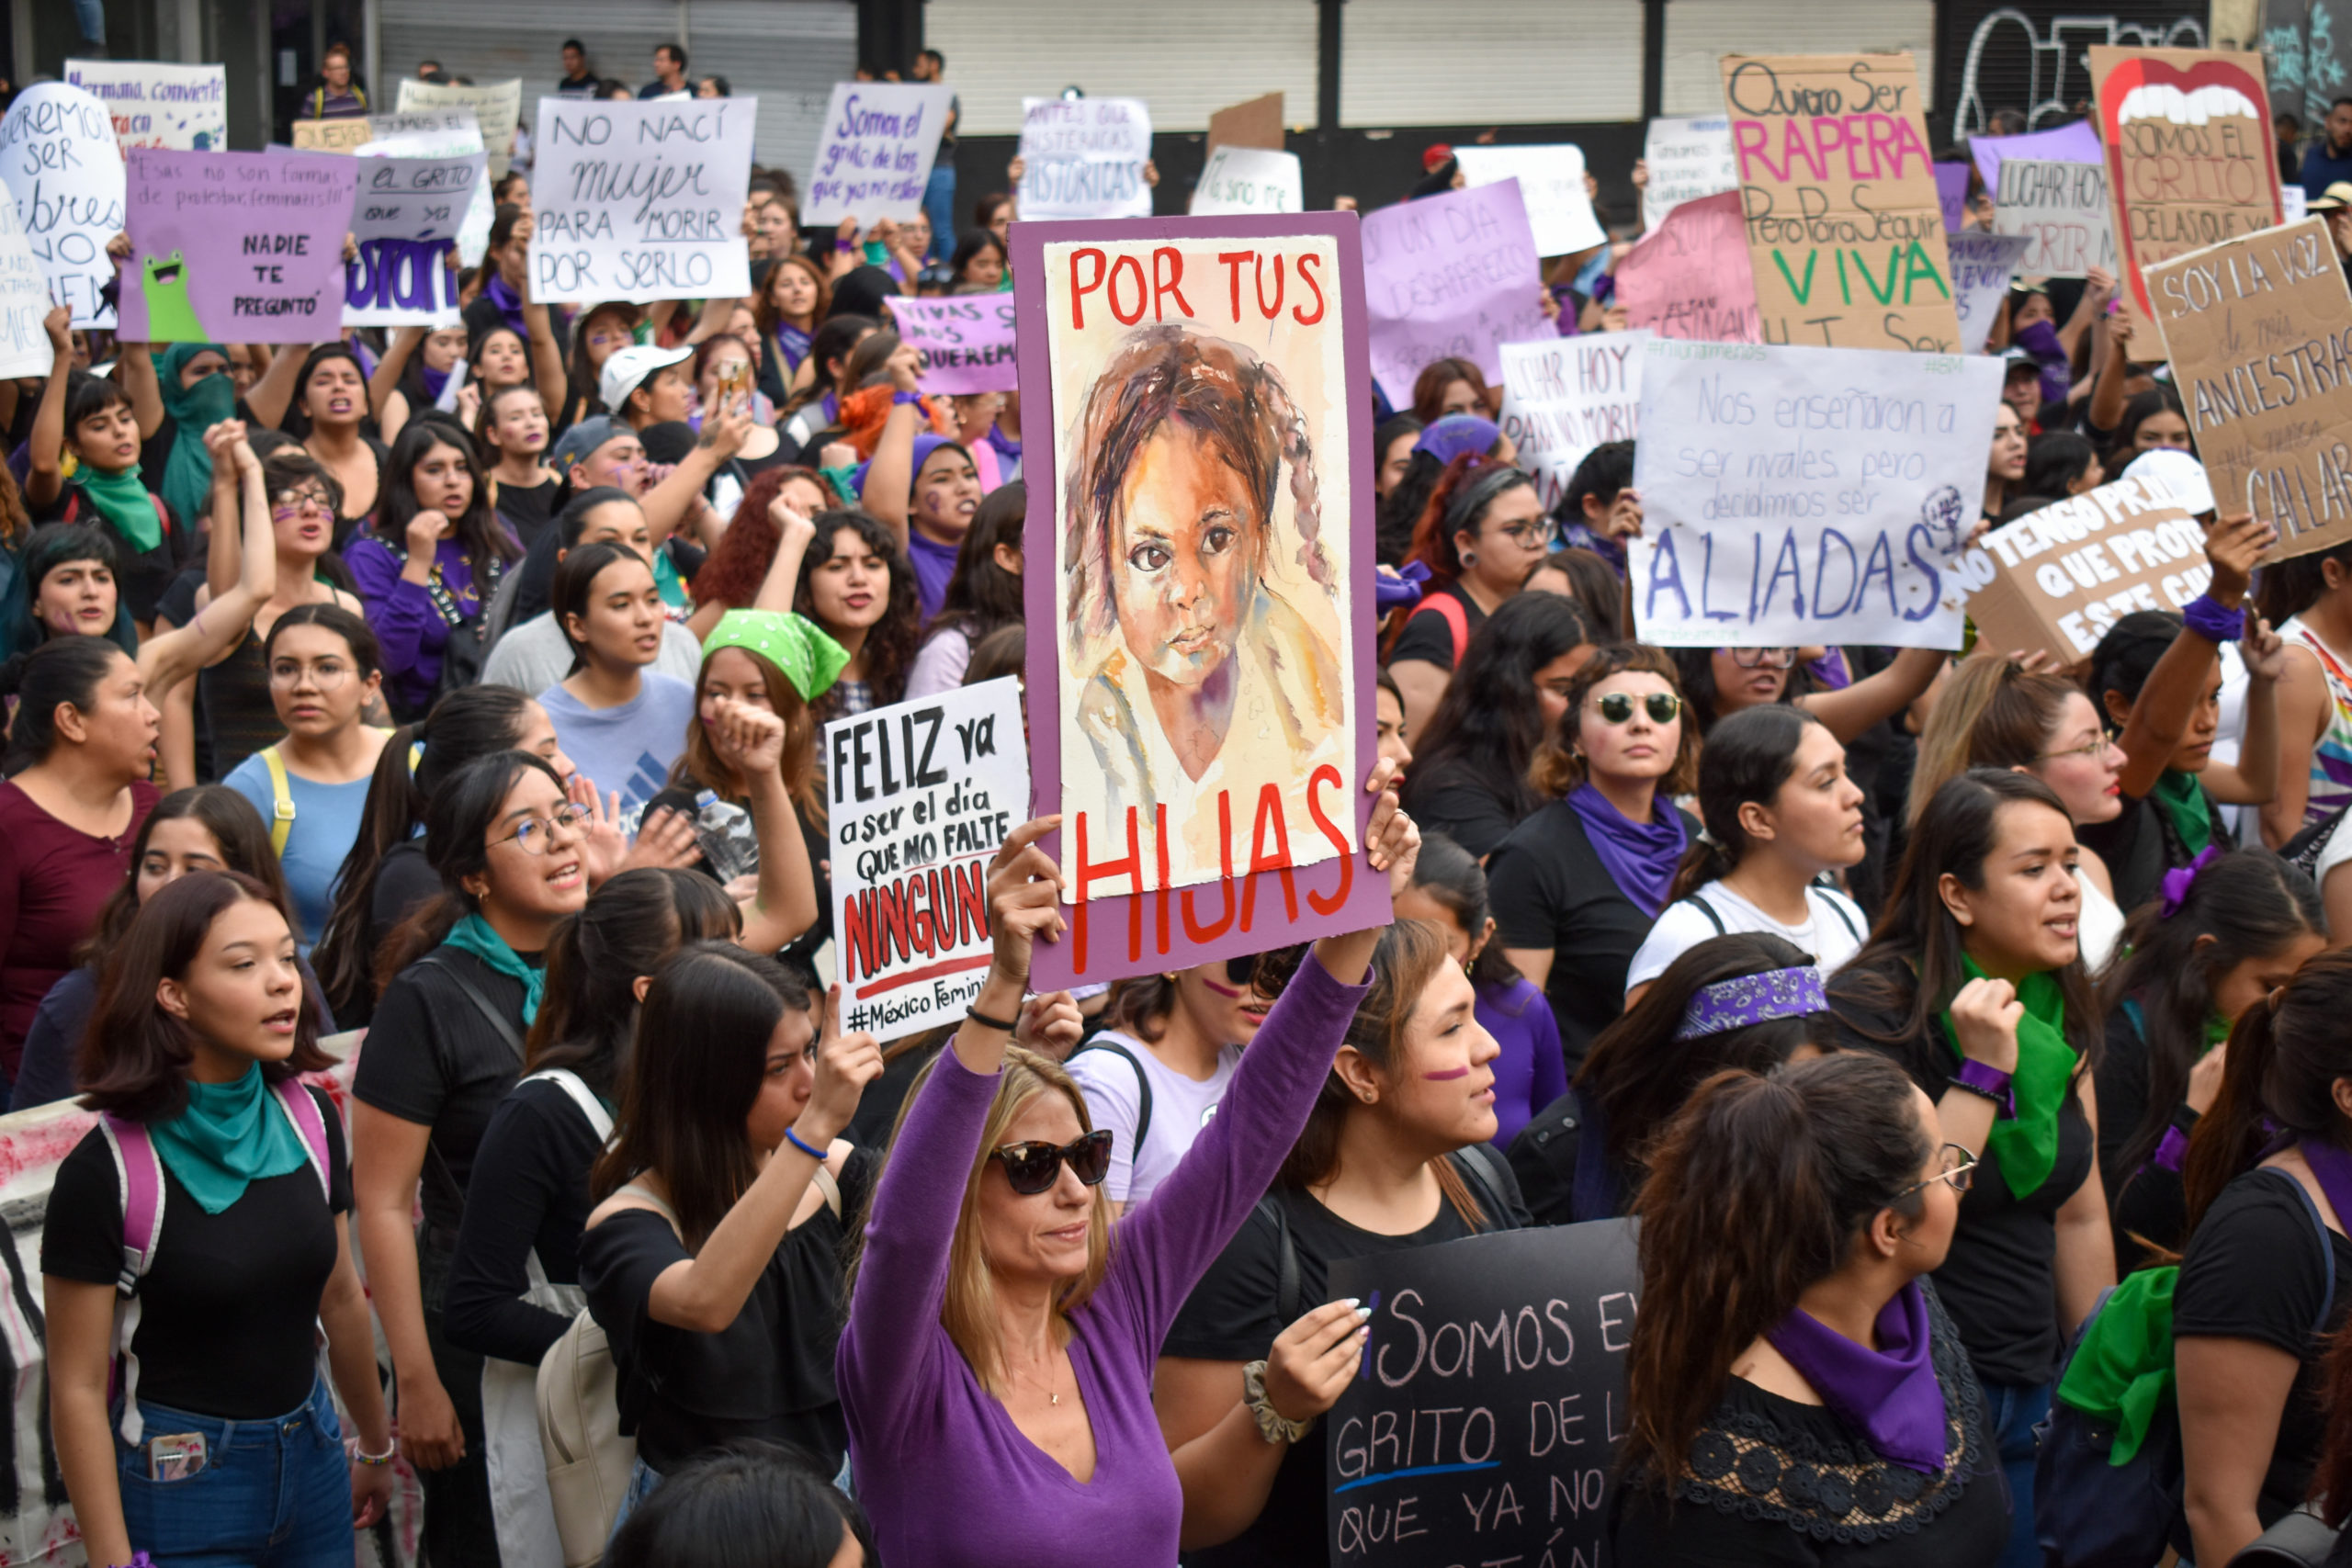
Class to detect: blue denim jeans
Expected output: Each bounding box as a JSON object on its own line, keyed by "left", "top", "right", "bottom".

{"left": 1981, "top": 1379, "right": 2051, "bottom": 1568}
{"left": 114, "top": 1376, "right": 351, "bottom": 1568}
{"left": 923, "top": 163, "right": 956, "bottom": 262}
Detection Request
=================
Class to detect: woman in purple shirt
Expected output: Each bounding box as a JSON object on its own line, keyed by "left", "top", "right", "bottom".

{"left": 838, "top": 764, "right": 1418, "bottom": 1567}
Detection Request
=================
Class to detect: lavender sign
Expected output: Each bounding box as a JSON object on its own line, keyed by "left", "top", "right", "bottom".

{"left": 345, "top": 150, "right": 485, "bottom": 326}
{"left": 888, "top": 295, "right": 1017, "bottom": 394}
{"left": 119, "top": 149, "right": 357, "bottom": 344}
{"left": 802, "top": 84, "right": 954, "bottom": 227}
{"left": 1362, "top": 179, "right": 1551, "bottom": 407}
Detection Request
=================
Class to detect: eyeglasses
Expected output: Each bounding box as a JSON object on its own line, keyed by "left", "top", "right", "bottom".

{"left": 1892, "top": 1143, "right": 1979, "bottom": 1204}
{"left": 1487, "top": 519, "right": 1548, "bottom": 547}
{"left": 989, "top": 1130, "right": 1114, "bottom": 1196}
{"left": 489, "top": 805, "right": 587, "bottom": 855}
{"left": 1592, "top": 691, "right": 1682, "bottom": 726}
{"left": 271, "top": 491, "right": 334, "bottom": 520}
{"left": 269, "top": 661, "right": 354, "bottom": 689}
{"left": 1729, "top": 648, "right": 1797, "bottom": 670}
{"left": 2038, "top": 736, "right": 2112, "bottom": 764}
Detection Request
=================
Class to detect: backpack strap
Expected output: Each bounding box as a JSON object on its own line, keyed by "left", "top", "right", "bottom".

{"left": 1450, "top": 1142, "right": 1515, "bottom": 1230}
{"left": 2267, "top": 1168, "right": 2339, "bottom": 1334}
{"left": 811, "top": 1165, "right": 842, "bottom": 1221}
{"left": 1817, "top": 890, "right": 1864, "bottom": 942}
{"left": 524, "top": 1067, "right": 615, "bottom": 1144}
{"left": 97, "top": 1113, "right": 165, "bottom": 1445}
{"left": 417, "top": 952, "right": 526, "bottom": 1063}
{"left": 1252, "top": 1191, "right": 1303, "bottom": 1327}
{"left": 1070, "top": 1042, "right": 1153, "bottom": 1161}
{"left": 1679, "top": 893, "right": 1727, "bottom": 937}
{"left": 613, "top": 1180, "right": 684, "bottom": 1239}
{"left": 1408, "top": 593, "right": 1470, "bottom": 668}
{"left": 267, "top": 1080, "right": 334, "bottom": 1202}
{"left": 259, "top": 744, "right": 297, "bottom": 857}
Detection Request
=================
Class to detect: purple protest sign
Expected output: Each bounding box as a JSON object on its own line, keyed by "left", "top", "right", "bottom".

{"left": 1936, "top": 162, "right": 1972, "bottom": 233}
{"left": 1613, "top": 190, "right": 1760, "bottom": 343}
{"left": 1969, "top": 119, "right": 2101, "bottom": 197}
{"left": 120, "top": 149, "right": 356, "bottom": 343}
{"left": 888, "top": 294, "right": 1017, "bottom": 394}
{"left": 1012, "top": 211, "right": 1390, "bottom": 988}
{"left": 1361, "top": 179, "right": 1550, "bottom": 407}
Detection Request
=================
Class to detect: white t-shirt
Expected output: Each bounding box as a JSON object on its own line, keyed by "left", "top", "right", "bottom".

{"left": 1064, "top": 1030, "right": 1241, "bottom": 1207}
{"left": 1623, "top": 881, "right": 1869, "bottom": 994}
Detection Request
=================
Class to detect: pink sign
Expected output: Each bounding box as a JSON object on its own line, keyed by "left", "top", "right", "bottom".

{"left": 1361, "top": 179, "right": 1552, "bottom": 407}
{"left": 888, "top": 294, "right": 1018, "bottom": 394}
{"left": 1613, "top": 190, "right": 1760, "bottom": 343}
{"left": 119, "top": 148, "right": 356, "bottom": 343}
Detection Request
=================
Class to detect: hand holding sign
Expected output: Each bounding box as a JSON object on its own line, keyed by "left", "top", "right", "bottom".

{"left": 987, "top": 817, "right": 1069, "bottom": 993}
{"left": 1269, "top": 1299, "right": 1374, "bottom": 1425}
{"left": 800, "top": 986, "right": 885, "bottom": 1145}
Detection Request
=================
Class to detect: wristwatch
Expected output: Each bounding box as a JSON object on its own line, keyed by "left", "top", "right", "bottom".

{"left": 1243, "top": 1359, "right": 1316, "bottom": 1446}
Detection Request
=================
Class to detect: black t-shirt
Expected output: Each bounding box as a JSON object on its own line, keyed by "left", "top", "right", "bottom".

{"left": 352, "top": 947, "right": 535, "bottom": 1242}
{"left": 1398, "top": 760, "right": 1524, "bottom": 861}
{"left": 1386, "top": 585, "right": 1485, "bottom": 672}
{"left": 42, "top": 1084, "right": 351, "bottom": 1418}
{"left": 1487, "top": 799, "right": 1702, "bottom": 1075}
{"left": 495, "top": 478, "right": 561, "bottom": 552}
{"left": 2175, "top": 1168, "right": 2352, "bottom": 1527}
{"left": 2097, "top": 1000, "right": 2196, "bottom": 1271}
{"left": 578, "top": 1148, "right": 877, "bottom": 1474}
{"left": 2077, "top": 795, "right": 2168, "bottom": 919}
{"left": 1161, "top": 1154, "right": 1530, "bottom": 1568}
{"left": 846, "top": 1036, "right": 944, "bottom": 1151}
{"left": 443, "top": 1073, "right": 607, "bottom": 1367}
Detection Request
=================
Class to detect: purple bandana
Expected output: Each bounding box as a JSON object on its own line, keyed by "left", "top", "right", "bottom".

{"left": 2302, "top": 1139, "right": 2352, "bottom": 1228}
{"left": 1414, "top": 414, "right": 1501, "bottom": 467}
{"left": 1566, "top": 782, "right": 1684, "bottom": 919}
{"left": 2158, "top": 844, "right": 2222, "bottom": 919}
{"left": 483, "top": 272, "right": 527, "bottom": 340}
{"left": 774, "top": 321, "right": 813, "bottom": 375}
{"left": 1764, "top": 1280, "right": 1948, "bottom": 1473}
{"left": 1674, "top": 965, "right": 1826, "bottom": 1041}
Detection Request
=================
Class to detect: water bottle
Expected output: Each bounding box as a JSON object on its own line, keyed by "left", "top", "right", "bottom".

{"left": 691, "top": 790, "right": 761, "bottom": 884}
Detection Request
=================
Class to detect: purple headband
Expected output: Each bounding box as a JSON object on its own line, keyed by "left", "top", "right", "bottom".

{"left": 1673, "top": 965, "right": 1828, "bottom": 1041}
{"left": 2158, "top": 845, "right": 2222, "bottom": 919}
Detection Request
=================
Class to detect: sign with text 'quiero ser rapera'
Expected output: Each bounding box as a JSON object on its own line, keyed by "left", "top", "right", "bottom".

{"left": 827, "top": 679, "right": 1029, "bottom": 1043}
{"left": 1326, "top": 1222, "right": 1641, "bottom": 1568}
{"left": 530, "top": 96, "right": 756, "bottom": 306}
{"left": 1719, "top": 52, "right": 1957, "bottom": 353}
{"left": 1628, "top": 339, "right": 2001, "bottom": 649}
{"left": 2143, "top": 215, "right": 2352, "bottom": 558}
{"left": 1960, "top": 472, "right": 2213, "bottom": 660}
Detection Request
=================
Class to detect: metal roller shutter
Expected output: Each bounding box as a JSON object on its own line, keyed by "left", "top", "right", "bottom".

{"left": 1662, "top": 0, "right": 1939, "bottom": 118}
{"left": 1339, "top": 0, "right": 1644, "bottom": 128}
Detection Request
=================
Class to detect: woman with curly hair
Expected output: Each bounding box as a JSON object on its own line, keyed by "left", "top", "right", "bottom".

{"left": 796, "top": 510, "right": 919, "bottom": 739}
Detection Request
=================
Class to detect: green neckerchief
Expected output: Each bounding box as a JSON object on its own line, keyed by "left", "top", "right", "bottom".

{"left": 74, "top": 463, "right": 163, "bottom": 552}
{"left": 2054, "top": 1263, "right": 2176, "bottom": 1465}
{"left": 439, "top": 912, "right": 545, "bottom": 1025}
{"left": 2149, "top": 769, "right": 2213, "bottom": 856}
{"left": 149, "top": 1062, "right": 310, "bottom": 1214}
{"left": 1938, "top": 956, "right": 2078, "bottom": 1198}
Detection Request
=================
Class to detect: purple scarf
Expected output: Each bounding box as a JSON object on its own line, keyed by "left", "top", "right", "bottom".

{"left": 419, "top": 363, "right": 451, "bottom": 403}
{"left": 985, "top": 422, "right": 1021, "bottom": 465}
{"left": 775, "top": 321, "right": 813, "bottom": 375}
{"left": 483, "top": 272, "right": 527, "bottom": 339}
{"left": 1763, "top": 1280, "right": 1947, "bottom": 1473}
{"left": 1566, "top": 782, "right": 1683, "bottom": 918}
{"left": 2301, "top": 1140, "right": 2352, "bottom": 1228}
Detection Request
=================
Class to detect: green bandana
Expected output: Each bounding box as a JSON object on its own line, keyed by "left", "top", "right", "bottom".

{"left": 75, "top": 463, "right": 163, "bottom": 553}
{"left": 149, "top": 1063, "right": 311, "bottom": 1214}
{"left": 2054, "top": 1263, "right": 2176, "bottom": 1465}
{"left": 156, "top": 343, "right": 235, "bottom": 531}
{"left": 439, "top": 912, "right": 545, "bottom": 1026}
{"left": 652, "top": 546, "right": 686, "bottom": 611}
{"left": 1939, "top": 956, "right": 2078, "bottom": 1199}
{"left": 2150, "top": 769, "right": 2213, "bottom": 856}
{"left": 703, "top": 610, "right": 849, "bottom": 702}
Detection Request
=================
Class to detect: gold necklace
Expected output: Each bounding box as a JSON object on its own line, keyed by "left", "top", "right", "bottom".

{"left": 1012, "top": 1348, "right": 1060, "bottom": 1407}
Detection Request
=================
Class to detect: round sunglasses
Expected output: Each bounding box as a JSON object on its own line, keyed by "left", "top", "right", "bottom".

{"left": 989, "top": 1129, "right": 1115, "bottom": 1195}
{"left": 1591, "top": 691, "right": 1682, "bottom": 726}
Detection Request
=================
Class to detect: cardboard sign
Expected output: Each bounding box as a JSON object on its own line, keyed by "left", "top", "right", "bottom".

{"left": 1614, "top": 189, "right": 1761, "bottom": 344}
{"left": 532, "top": 96, "right": 756, "bottom": 305}
{"left": 63, "top": 60, "right": 225, "bottom": 152}
{"left": 345, "top": 151, "right": 484, "bottom": 326}
{"left": 828, "top": 679, "right": 1029, "bottom": 1043}
{"left": 1190, "top": 145, "right": 1303, "bottom": 217}
{"left": 1207, "top": 92, "right": 1285, "bottom": 153}
{"left": 1627, "top": 338, "right": 2001, "bottom": 649}
{"left": 1498, "top": 333, "right": 1648, "bottom": 512}
{"left": 887, "top": 294, "right": 1018, "bottom": 394}
{"left": 1017, "top": 96, "right": 1152, "bottom": 220}
{"left": 1325, "top": 1223, "right": 1642, "bottom": 1568}
{"left": 0, "top": 191, "right": 54, "bottom": 379}
{"left": 1993, "top": 158, "right": 2118, "bottom": 277}
{"left": 1362, "top": 179, "right": 1553, "bottom": 407}
{"left": 1644, "top": 115, "right": 1738, "bottom": 231}
{"left": 2093, "top": 46, "right": 2282, "bottom": 322}
{"left": 396, "top": 77, "right": 521, "bottom": 178}
{"left": 0, "top": 83, "right": 127, "bottom": 328}
{"left": 802, "top": 83, "right": 955, "bottom": 226}
{"left": 293, "top": 118, "right": 374, "bottom": 152}
{"left": 1951, "top": 231, "right": 2034, "bottom": 354}
{"left": 2144, "top": 216, "right": 2352, "bottom": 556}
{"left": 119, "top": 149, "right": 357, "bottom": 344}
{"left": 1721, "top": 52, "right": 1958, "bottom": 352}
{"left": 1968, "top": 118, "right": 2103, "bottom": 196}
{"left": 1961, "top": 474, "right": 2214, "bottom": 659}
{"left": 1013, "top": 211, "right": 1389, "bottom": 987}
{"left": 1453, "top": 144, "right": 1608, "bottom": 257}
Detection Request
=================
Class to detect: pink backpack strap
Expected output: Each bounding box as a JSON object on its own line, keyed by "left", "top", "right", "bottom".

{"left": 96, "top": 1113, "right": 164, "bottom": 1445}
{"left": 1408, "top": 593, "right": 1470, "bottom": 667}
{"left": 269, "top": 1080, "right": 334, "bottom": 1201}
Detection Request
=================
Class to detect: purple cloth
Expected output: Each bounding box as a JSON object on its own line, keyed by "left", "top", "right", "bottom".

{"left": 907, "top": 529, "right": 959, "bottom": 623}
{"left": 481, "top": 273, "right": 527, "bottom": 340}
{"left": 984, "top": 423, "right": 1021, "bottom": 467}
{"left": 347, "top": 534, "right": 487, "bottom": 715}
{"left": 419, "top": 363, "right": 450, "bottom": 404}
{"left": 1479, "top": 976, "right": 1566, "bottom": 1148}
{"left": 837, "top": 950, "right": 1368, "bottom": 1568}
{"left": 2302, "top": 1139, "right": 2352, "bottom": 1227}
{"left": 1556, "top": 518, "right": 1626, "bottom": 574}
{"left": 1763, "top": 1280, "right": 1947, "bottom": 1473}
{"left": 2013, "top": 319, "right": 2072, "bottom": 407}
{"left": 1804, "top": 648, "right": 1851, "bottom": 691}
{"left": 1566, "top": 782, "right": 1684, "bottom": 919}
{"left": 1414, "top": 414, "right": 1500, "bottom": 466}
{"left": 774, "top": 322, "right": 812, "bottom": 376}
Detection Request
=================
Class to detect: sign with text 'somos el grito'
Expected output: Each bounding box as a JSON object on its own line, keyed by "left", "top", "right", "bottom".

{"left": 1012, "top": 210, "right": 1389, "bottom": 989}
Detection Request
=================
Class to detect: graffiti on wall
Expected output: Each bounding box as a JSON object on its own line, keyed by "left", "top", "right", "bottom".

{"left": 1951, "top": 6, "right": 2206, "bottom": 140}
{"left": 2263, "top": 1, "right": 2352, "bottom": 121}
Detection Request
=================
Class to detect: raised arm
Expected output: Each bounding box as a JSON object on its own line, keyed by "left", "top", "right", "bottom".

{"left": 639, "top": 399, "right": 749, "bottom": 550}
{"left": 520, "top": 250, "right": 567, "bottom": 423}
{"left": 2200, "top": 617, "right": 2285, "bottom": 807}
{"left": 25, "top": 306, "right": 74, "bottom": 511}
{"left": 2087, "top": 309, "right": 2135, "bottom": 437}
{"left": 117, "top": 339, "right": 164, "bottom": 439}
{"left": 1798, "top": 645, "right": 1950, "bottom": 745}
{"left": 858, "top": 343, "right": 927, "bottom": 557}
{"left": 2113, "top": 513, "right": 2275, "bottom": 799}
{"left": 708, "top": 697, "right": 821, "bottom": 954}
{"left": 2055, "top": 266, "right": 2117, "bottom": 367}
{"left": 204, "top": 416, "right": 248, "bottom": 599}
{"left": 244, "top": 337, "right": 310, "bottom": 431}
{"left": 139, "top": 425, "right": 277, "bottom": 699}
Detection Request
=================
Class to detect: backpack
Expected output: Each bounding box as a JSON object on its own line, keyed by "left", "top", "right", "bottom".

{"left": 98, "top": 1079, "right": 334, "bottom": 1444}
{"left": 1402, "top": 592, "right": 1470, "bottom": 668}
{"left": 2281, "top": 803, "right": 2348, "bottom": 881}
{"left": 2034, "top": 1168, "right": 2336, "bottom": 1568}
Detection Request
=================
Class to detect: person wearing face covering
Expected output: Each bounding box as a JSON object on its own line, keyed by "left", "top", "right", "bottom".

{"left": 150, "top": 343, "right": 241, "bottom": 532}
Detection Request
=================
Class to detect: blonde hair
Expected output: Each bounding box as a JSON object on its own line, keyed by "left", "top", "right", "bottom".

{"left": 1905, "top": 655, "right": 2082, "bottom": 826}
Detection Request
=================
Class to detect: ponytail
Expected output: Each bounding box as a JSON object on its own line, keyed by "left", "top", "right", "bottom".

{"left": 2183, "top": 950, "right": 2352, "bottom": 1235}
{"left": 2183, "top": 990, "right": 2290, "bottom": 1235}
{"left": 312, "top": 720, "right": 428, "bottom": 1018}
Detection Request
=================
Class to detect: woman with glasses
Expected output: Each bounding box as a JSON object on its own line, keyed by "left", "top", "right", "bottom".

{"left": 1388, "top": 462, "right": 1551, "bottom": 736}
{"left": 351, "top": 750, "right": 592, "bottom": 1568}
{"left": 538, "top": 540, "right": 699, "bottom": 834}
{"left": 1613, "top": 1051, "right": 2007, "bottom": 1566}
{"left": 222, "top": 606, "right": 389, "bottom": 952}
{"left": 1487, "top": 644, "right": 1703, "bottom": 1072}
{"left": 1826, "top": 770, "right": 2112, "bottom": 1568}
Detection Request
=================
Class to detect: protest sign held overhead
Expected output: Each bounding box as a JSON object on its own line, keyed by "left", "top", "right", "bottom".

{"left": 1969, "top": 118, "right": 2103, "bottom": 194}
{"left": 396, "top": 77, "right": 522, "bottom": 178}
{"left": 2143, "top": 215, "right": 2352, "bottom": 556}
{"left": 532, "top": 96, "right": 757, "bottom": 305}
{"left": 1644, "top": 115, "right": 1739, "bottom": 231}
{"left": 1498, "top": 333, "right": 1648, "bottom": 511}
{"left": 1190, "top": 146, "right": 1303, "bottom": 218}
{"left": 2093, "top": 46, "right": 2281, "bottom": 323}
{"left": 1628, "top": 338, "right": 2001, "bottom": 649}
{"left": 356, "top": 107, "right": 493, "bottom": 266}
{"left": 1362, "top": 179, "right": 1552, "bottom": 408}
{"left": 829, "top": 679, "right": 1029, "bottom": 1043}
{"left": 1206, "top": 93, "right": 1285, "bottom": 153}
{"left": 1961, "top": 473, "right": 2214, "bottom": 660}
{"left": 1018, "top": 96, "right": 1152, "bottom": 220}
{"left": 1994, "top": 159, "right": 2119, "bottom": 277}
{"left": 119, "top": 149, "right": 358, "bottom": 344}
{"left": 1014, "top": 209, "right": 1389, "bottom": 987}
{"left": 1721, "top": 52, "right": 1957, "bottom": 353}
{"left": 1453, "top": 144, "right": 1608, "bottom": 257}
{"left": 0, "top": 193, "right": 53, "bottom": 380}
{"left": 887, "top": 295, "right": 1018, "bottom": 394}
{"left": 0, "top": 83, "right": 127, "bottom": 328}
{"left": 1936, "top": 162, "right": 1972, "bottom": 233}
{"left": 63, "top": 61, "right": 225, "bottom": 152}
{"left": 1950, "top": 231, "right": 2034, "bottom": 354}
{"left": 802, "top": 83, "right": 955, "bottom": 227}
{"left": 1614, "top": 189, "right": 1761, "bottom": 344}
{"left": 293, "top": 118, "right": 375, "bottom": 152}
{"left": 344, "top": 151, "right": 485, "bottom": 326}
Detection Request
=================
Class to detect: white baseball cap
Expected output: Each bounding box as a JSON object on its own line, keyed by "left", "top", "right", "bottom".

{"left": 598, "top": 343, "right": 694, "bottom": 417}
{"left": 2120, "top": 446, "right": 2215, "bottom": 517}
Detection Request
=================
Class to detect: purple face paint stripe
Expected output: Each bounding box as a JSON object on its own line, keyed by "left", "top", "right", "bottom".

{"left": 1421, "top": 1066, "right": 1471, "bottom": 1080}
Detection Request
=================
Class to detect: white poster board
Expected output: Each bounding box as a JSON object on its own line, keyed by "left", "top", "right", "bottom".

{"left": 62, "top": 60, "right": 226, "bottom": 152}
{"left": 531, "top": 96, "right": 757, "bottom": 305}
{"left": 801, "top": 83, "right": 956, "bottom": 227}
{"left": 1498, "top": 333, "right": 1648, "bottom": 512}
{"left": 0, "top": 191, "right": 55, "bottom": 379}
{"left": 1643, "top": 115, "right": 1739, "bottom": 231}
{"left": 356, "top": 107, "right": 493, "bottom": 266}
{"left": 1189, "top": 145, "right": 1303, "bottom": 217}
{"left": 1017, "top": 96, "right": 1152, "bottom": 220}
{"left": 1950, "top": 231, "right": 2033, "bottom": 354}
{"left": 345, "top": 151, "right": 486, "bottom": 326}
{"left": 1453, "top": 143, "right": 1608, "bottom": 256}
{"left": 1992, "top": 158, "right": 2118, "bottom": 278}
{"left": 0, "top": 83, "right": 126, "bottom": 328}
{"left": 397, "top": 77, "right": 522, "bottom": 178}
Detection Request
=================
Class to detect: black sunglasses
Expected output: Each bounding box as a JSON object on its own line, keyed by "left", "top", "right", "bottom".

{"left": 989, "top": 1129, "right": 1115, "bottom": 1195}
{"left": 1594, "top": 691, "right": 1682, "bottom": 726}
{"left": 1225, "top": 954, "right": 1257, "bottom": 987}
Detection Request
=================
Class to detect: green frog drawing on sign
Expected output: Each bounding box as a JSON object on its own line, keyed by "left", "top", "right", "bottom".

{"left": 138, "top": 251, "right": 208, "bottom": 342}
